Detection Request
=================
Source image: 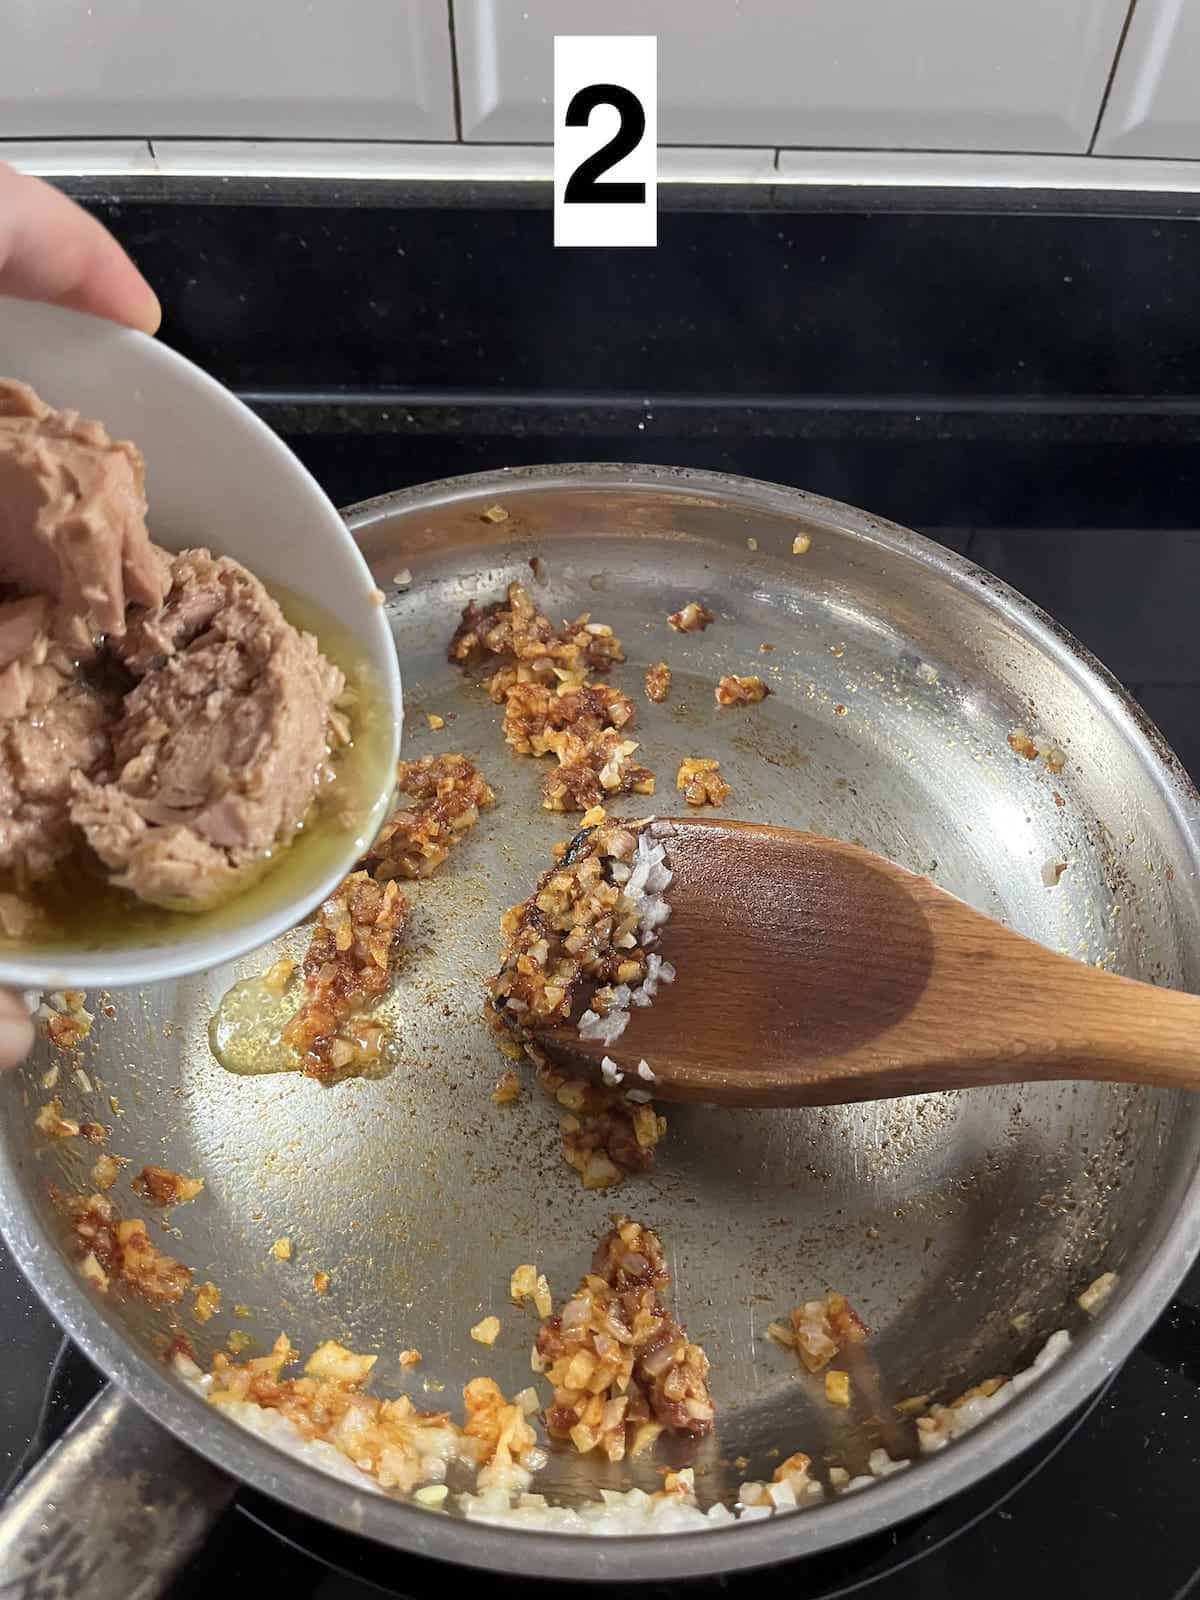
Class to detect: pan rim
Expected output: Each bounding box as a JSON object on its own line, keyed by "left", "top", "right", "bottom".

{"left": 4, "top": 461, "right": 1200, "bottom": 1582}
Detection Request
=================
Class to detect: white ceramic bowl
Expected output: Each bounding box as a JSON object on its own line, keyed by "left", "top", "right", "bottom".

{"left": 0, "top": 301, "right": 402, "bottom": 989}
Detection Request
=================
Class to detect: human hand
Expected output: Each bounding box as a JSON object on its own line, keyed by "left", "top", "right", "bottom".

{"left": 0, "top": 161, "right": 160, "bottom": 332}
{"left": 0, "top": 162, "right": 161, "bottom": 1068}
{"left": 0, "top": 990, "right": 31, "bottom": 1070}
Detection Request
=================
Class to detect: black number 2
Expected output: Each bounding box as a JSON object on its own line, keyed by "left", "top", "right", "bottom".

{"left": 563, "top": 83, "right": 646, "bottom": 204}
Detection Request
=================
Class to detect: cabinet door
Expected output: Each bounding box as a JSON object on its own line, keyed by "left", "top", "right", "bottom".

{"left": 1095, "top": 0, "right": 1200, "bottom": 157}
{"left": 454, "top": 0, "right": 1130, "bottom": 153}
{"left": 0, "top": 0, "right": 454, "bottom": 140}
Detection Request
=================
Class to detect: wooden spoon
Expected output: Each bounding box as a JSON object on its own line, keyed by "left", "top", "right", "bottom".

{"left": 531, "top": 816, "right": 1200, "bottom": 1107}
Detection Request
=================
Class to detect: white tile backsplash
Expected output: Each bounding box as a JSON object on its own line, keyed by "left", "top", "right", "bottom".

{"left": 0, "top": 139, "right": 156, "bottom": 176}
{"left": 0, "top": 1, "right": 455, "bottom": 140}
{"left": 775, "top": 148, "right": 1200, "bottom": 194}
{"left": 3, "top": 0, "right": 1192, "bottom": 175}
{"left": 658, "top": 147, "right": 776, "bottom": 183}
{"left": 147, "top": 140, "right": 553, "bottom": 181}
{"left": 1094, "top": 0, "right": 1200, "bottom": 159}
{"left": 453, "top": 0, "right": 1131, "bottom": 153}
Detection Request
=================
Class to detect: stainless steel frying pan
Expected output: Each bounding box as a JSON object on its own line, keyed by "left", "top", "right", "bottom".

{"left": 2, "top": 465, "right": 1200, "bottom": 1593}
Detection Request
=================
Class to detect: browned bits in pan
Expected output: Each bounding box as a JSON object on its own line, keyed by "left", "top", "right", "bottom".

{"left": 534, "top": 1216, "right": 715, "bottom": 1461}
{"left": 769, "top": 1291, "right": 869, "bottom": 1373}
{"left": 715, "top": 674, "right": 769, "bottom": 707}
{"left": 193, "top": 1282, "right": 222, "bottom": 1322}
{"left": 488, "top": 820, "right": 670, "bottom": 1186}
{"left": 283, "top": 871, "right": 409, "bottom": 1082}
{"left": 501, "top": 682, "right": 635, "bottom": 757}
{"left": 537, "top": 1059, "right": 666, "bottom": 1190}
{"left": 667, "top": 601, "right": 714, "bottom": 633}
{"left": 489, "top": 820, "right": 647, "bottom": 1028}
{"left": 34, "top": 1097, "right": 79, "bottom": 1138}
{"left": 643, "top": 662, "right": 672, "bottom": 703}
{"left": 367, "top": 753, "right": 494, "bottom": 880}
{"left": 497, "top": 684, "right": 653, "bottom": 812}
{"left": 281, "top": 753, "right": 488, "bottom": 1081}
{"left": 131, "top": 1165, "right": 205, "bottom": 1206}
{"left": 676, "top": 758, "right": 731, "bottom": 807}
{"left": 36, "top": 989, "right": 94, "bottom": 1049}
{"left": 90, "top": 1153, "right": 122, "bottom": 1190}
{"left": 490, "top": 1069, "right": 521, "bottom": 1105}
{"left": 188, "top": 1335, "right": 469, "bottom": 1495}
{"left": 541, "top": 731, "right": 654, "bottom": 813}
{"left": 1008, "top": 727, "right": 1067, "bottom": 773}
{"left": 825, "top": 1370, "right": 851, "bottom": 1407}
{"left": 449, "top": 580, "right": 623, "bottom": 683}
{"left": 63, "top": 1191, "right": 192, "bottom": 1304}
{"left": 461, "top": 1376, "right": 543, "bottom": 1484}
{"left": 740, "top": 1453, "right": 822, "bottom": 1509}
{"left": 450, "top": 581, "right": 649, "bottom": 813}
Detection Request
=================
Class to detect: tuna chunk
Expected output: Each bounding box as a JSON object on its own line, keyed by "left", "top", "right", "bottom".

{"left": 0, "top": 673, "right": 117, "bottom": 882}
{"left": 0, "top": 380, "right": 166, "bottom": 652}
{"left": 0, "top": 385, "right": 348, "bottom": 918}
{"left": 71, "top": 550, "right": 344, "bottom": 908}
{"left": 0, "top": 595, "right": 70, "bottom": 722}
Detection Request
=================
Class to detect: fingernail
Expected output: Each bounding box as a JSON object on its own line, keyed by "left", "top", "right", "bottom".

{"left": 135, "top": 286, "right": 162, "bottom": 337}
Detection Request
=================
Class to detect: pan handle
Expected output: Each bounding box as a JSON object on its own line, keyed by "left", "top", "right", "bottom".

{"left": 0, "top": 1383, "right": 235, "bottom": 1599}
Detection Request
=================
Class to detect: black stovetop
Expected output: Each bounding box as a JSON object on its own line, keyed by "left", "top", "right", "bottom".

{"left": 6, "top": 191, "right": 1200, "bottom": 1597}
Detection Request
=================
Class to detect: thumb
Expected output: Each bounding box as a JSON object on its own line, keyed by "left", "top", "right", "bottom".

{"left": 0, "top": 988, "right": 33, "bottom": 1069}
{"left": 0, "top": 163, "right": 161, "bottom": 334}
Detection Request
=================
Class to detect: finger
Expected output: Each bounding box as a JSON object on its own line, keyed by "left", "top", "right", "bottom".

{"left": 0, "top": 988, "right": 33, "bottom": 1070}
{"left": 0, "top": 164, "right": 161, "bottom": 334}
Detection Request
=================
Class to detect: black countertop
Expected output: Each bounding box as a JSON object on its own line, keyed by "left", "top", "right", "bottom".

{"left": 70, "top": 194, "right": 1200, "bottom": 532}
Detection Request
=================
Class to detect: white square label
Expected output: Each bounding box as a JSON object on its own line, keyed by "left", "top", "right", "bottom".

{"left": 554, "top": 35, "right": 657, "bottom": 248}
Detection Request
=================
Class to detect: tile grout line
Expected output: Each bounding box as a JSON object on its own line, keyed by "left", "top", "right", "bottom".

{"left": 1088, "top": 0, "right": 1140, "bottom": 154}
{"left": 446, "top": 0, "right": 464, "bottom": 143}
{"left": 231, "top": 388, "right": 1200, "bottom": 416}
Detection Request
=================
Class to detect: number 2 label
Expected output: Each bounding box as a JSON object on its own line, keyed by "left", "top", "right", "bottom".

{"left": 555, "top": 36, "right": 657, "bottom": 247}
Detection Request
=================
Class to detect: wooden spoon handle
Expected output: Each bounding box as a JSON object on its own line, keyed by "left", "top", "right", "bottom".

{"left": 750, "top": 864, "right": 1200, "bottom": 1106}
{"left": 907, "top": 907, "right": 1200, "bottom": 1097}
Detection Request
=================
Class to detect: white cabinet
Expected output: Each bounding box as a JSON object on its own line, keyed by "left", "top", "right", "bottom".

{"left": 1094, "top": 0, "right": 1200, "bottom": 158}
{"left": 453, "top": 0, "right": 1130, "bottom": 153}
{"left": 0, "top": 1, "right": 455, "bottom": 140}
